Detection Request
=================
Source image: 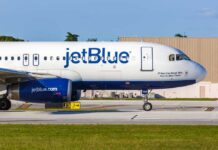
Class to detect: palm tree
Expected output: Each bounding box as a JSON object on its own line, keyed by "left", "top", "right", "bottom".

{"left": 174, "top": 33, "right": 187, "bottom": 38}
{"left": 65, "top": 32, "right": 79, "bottom": 41}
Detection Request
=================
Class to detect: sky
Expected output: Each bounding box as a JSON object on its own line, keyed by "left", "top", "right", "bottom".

{"left": 0, "top": 0, "right": 218, "bottom": 41}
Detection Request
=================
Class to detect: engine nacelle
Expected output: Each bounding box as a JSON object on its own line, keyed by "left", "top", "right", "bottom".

{"left": 8, "top": 78, "right": 81, "bottom": 103}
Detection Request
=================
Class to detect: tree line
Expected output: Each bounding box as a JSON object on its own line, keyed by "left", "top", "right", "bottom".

{"left": 0, "top": 35, "right": 24, "bottom": 41}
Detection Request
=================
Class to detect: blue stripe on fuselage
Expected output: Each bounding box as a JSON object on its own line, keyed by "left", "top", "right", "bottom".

{"left": 72, "top": 80, "right": 196, "bottom": 90}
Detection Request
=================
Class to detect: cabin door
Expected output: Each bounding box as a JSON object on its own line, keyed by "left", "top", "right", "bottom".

{"left": 141, "top": 47, "right": 153, "bottom": 71}
{"left": 33, "top": 54, "right": 40, "bottom": 66}
{"left": 23, "top": 54, "right": 29, "bottom": 66}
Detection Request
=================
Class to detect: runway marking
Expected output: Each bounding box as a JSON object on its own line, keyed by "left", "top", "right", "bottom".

{"left": 204, "top": 107, "right": 215, "bottom": 111}
{"left": 18, "top": 103, "right": 32, "bottom": 109}
{"left": 131, "top": 115, "right": 138, "bottom": 120}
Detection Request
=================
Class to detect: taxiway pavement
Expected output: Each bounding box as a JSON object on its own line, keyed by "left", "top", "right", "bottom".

{"left": 1, "top": 100, "right": 218, "bottom": 125}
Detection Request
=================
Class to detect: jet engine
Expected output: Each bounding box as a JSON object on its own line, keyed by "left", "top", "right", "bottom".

{"left": 8, "top": 78, "right": 81, "bottom": 103}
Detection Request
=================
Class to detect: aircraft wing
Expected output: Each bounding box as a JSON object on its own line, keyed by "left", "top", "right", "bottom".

{"left": 0, "top": 68, "right": 58, "bottom": 84}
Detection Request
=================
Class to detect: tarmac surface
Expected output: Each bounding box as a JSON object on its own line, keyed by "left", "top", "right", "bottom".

{"left": 1, "top": 100, "right": 218, "bottom": 125}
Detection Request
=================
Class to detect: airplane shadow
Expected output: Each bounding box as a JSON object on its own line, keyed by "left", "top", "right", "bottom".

{"left": 50, "top": 109, "right": 132, "bottom": 115}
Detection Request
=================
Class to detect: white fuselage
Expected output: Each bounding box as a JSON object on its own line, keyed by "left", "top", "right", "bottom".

{"left": 0, "top": 42, "right": 206, "bottom": 90}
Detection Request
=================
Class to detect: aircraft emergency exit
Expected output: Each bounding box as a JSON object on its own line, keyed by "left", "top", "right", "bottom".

{"left": 0, "top": 42, "right": 206, "bottom": 111}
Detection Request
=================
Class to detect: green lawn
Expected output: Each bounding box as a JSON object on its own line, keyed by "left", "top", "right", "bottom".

{"left": 0, "top": 125, "right": 218, "bottom": 150}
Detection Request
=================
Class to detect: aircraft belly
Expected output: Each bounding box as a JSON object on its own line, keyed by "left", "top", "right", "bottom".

{"left": 71, "top": 80, "right": 196, "bottom": 90}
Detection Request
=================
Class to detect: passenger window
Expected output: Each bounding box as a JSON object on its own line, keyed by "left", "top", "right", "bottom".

{"left": 169, "top": 54, "right": 175, "bottom": 61}
{"left": 17, "top": 56, "right": 20, "bottom": 60}
{"left": 34, "top": 56, "right": 38, "bottom": 61}
{"left": 50, "top": 56, "right": 53, "bottom": 60}
{"left": 11, "top": 57, "right": 14, "bottom": 60}
{"left": 0, "top": 57, "right": 1, "bottom": 60}
{"left": 56, "top": 56, "right": 60, "bottom": 61}
{"left": 63, "top": 56, "right": 66, "bottom": 60}
{"left": 5, "top": 57, "right": 8, "bottom": 61}
{"left": 44, "top": 56, "right": 47, "bottom": 60}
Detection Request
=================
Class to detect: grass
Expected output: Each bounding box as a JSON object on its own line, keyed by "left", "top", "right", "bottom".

{"left": 0, "top": 125, "right": 218, "bottom": 150}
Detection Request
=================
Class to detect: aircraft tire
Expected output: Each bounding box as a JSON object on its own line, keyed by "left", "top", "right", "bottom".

{"left": 0, "top": 98, "right": 11, "bottom": 110}
{"left": 143, "top": 102, "right": 152, "bottom": 111}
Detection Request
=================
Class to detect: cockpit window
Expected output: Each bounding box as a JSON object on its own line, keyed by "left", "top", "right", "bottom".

{"left": 169, "top": 54, "right": 175, "bottom": 61}
{"left": 176, "top": 54, "right": 190, "bottom": 61}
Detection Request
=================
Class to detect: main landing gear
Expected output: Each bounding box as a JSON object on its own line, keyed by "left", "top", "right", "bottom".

{"left": 0, "top": 95, "right": 11, "bottom": 110}
{"left": 0, "top": 98, "right": 11, "bottom": 110}
{"left": 142, "top": 90, "right": 152, "bottom": 111}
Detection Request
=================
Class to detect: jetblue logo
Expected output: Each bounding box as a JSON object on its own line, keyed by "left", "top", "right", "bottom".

{"left": 64, "top": 48, "right": 130, "bottom": 68}
{"left": 31, "top": 87, "right": 58, "bottom": 93}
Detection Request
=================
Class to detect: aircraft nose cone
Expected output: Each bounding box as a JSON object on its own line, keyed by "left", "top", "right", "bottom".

{"left": 196, "top": 64, "right": 207, "bottom": 82}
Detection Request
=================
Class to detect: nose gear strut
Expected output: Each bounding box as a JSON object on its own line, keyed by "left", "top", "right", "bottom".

{"left": 142, "top": 89, "right": 152, "bottom": 111}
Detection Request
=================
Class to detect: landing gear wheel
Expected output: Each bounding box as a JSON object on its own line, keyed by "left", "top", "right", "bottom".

{"left": 0, "top": 99, "right": 11, "bottom": 110}
{"left": 143, "top": 102, "right": 152, "bottom": 111}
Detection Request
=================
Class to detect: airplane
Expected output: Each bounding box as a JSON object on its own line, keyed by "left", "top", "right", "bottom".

{"left": 0, "top": 42, "right": 206, "bottom": 111}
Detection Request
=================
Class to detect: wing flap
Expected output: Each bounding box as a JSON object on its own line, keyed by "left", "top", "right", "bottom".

{"left": 0, "top": 68, "right": 33, "bottom": 84}
{"left": 0, "top": 68, "right": 82, "bottom": 84}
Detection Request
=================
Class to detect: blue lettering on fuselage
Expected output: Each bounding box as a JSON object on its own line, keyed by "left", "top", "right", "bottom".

{"left": 64, "top": 48, "right": 130, "bottom": 68}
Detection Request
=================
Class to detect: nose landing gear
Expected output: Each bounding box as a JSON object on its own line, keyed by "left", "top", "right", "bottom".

{"left": 142, "top": 90, "right": 152, "bottom": 111}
